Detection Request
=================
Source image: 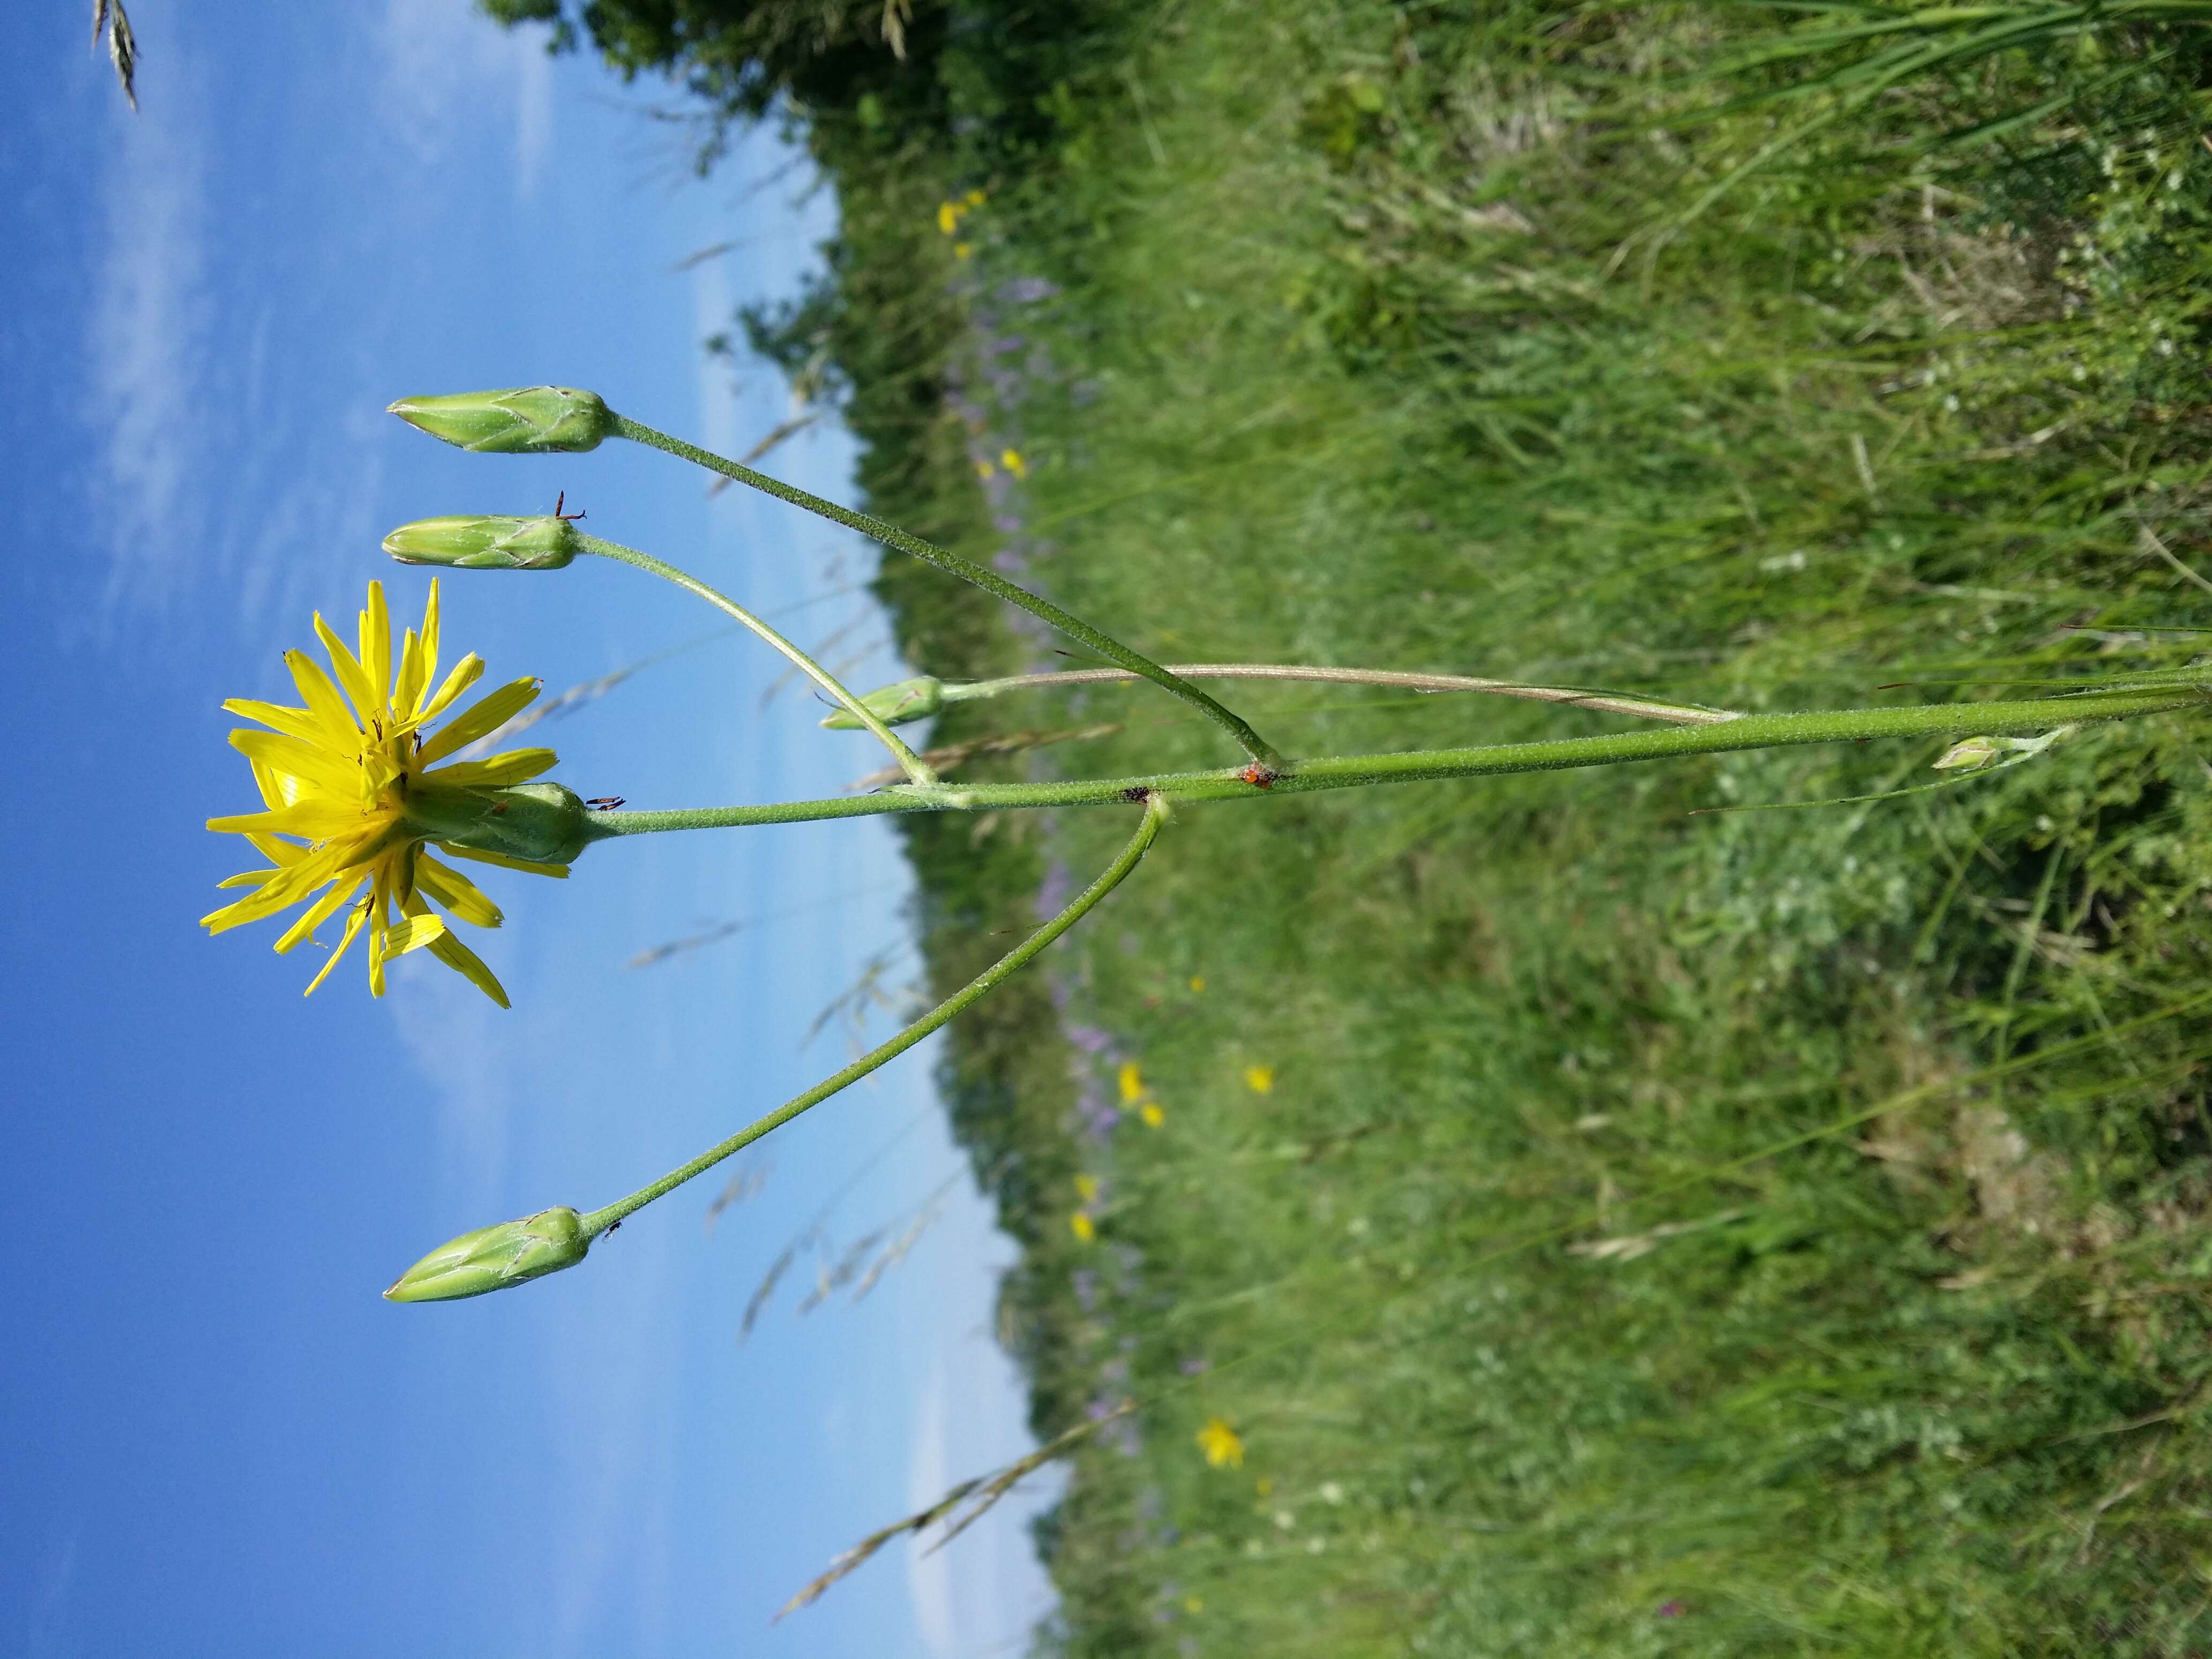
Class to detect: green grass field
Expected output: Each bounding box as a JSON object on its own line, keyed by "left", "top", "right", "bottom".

{"left": 712, "top": 1, "right": 2212, "bottom": 1650}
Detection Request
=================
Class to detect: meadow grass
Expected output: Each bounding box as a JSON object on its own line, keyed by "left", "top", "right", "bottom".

{"left": 733, "top": 1, "right": 2212, "bottom": 1650}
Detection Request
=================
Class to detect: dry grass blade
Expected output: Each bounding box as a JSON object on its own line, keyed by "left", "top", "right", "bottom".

{"left": 738, "top": 1239, "right": 805, "bottom": 1341}
{"left": 776, "top": 1404, "right": 1132, "bottom": 1620}
{"left": 704, "top": 414, "right": 819, "bottom": 495}
{"left": 849, "top": 722, "right": 1126, "bottom": 790}
{"left": 703, "top": 1162, "right": 769, "bottom": 1232}
{"left": 99, "top": 0, "right": 138, "bottom": 110}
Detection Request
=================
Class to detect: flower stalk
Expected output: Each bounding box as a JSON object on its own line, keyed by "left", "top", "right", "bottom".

{"left": 603, "top": 413, "right": 1287, "bottom": 772}
{"left": 585, "top": 681, "right": 2208, "bottom": 840}
{"left": 571, "top": 793, "right": 1171, "bottom": 1240}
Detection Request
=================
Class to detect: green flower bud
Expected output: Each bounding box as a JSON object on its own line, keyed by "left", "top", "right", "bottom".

{"left": 1932, "top": 736, "right": 2003, "bottom": 772}
{"left": 384, "top": 1206, "right": 591, "bottom": 1303}
{"left": 383, "top": 514, "right": 580, "bottom": 571}
{"left": 819, "top": 676, "right": 946, "bottom": 729}
{"left": 405, "top": 782, "right": 594, "bottom": 866}
{"left": 387, "top": 386, "right": 616, "bottom": 454}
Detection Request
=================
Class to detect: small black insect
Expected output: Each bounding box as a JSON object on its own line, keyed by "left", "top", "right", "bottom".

{"left": 551, "top": 491, "right": 586, "bottom": 523}
{"left": 584, "top": 796, "right": 626, "bottom": 810}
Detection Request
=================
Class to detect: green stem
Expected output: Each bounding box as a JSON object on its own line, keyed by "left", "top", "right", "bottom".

{"left": 608, "top": 412, "right": 1284, "bottom": 771}
{"left": 578, "top": 794, "right": 1171, "bottom": 1236}
{"left": 573, "top": 530, "right": 938, "bottom": 786}
{"left": 941, "top": 662, "right": 1740, "bottom": 726}
{"left": 582, "top": 683, "right": 2206, "bottom": 839}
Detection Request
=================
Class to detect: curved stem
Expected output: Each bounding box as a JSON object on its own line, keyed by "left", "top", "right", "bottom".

{"left": 580, "top": 683, "right": 2208, "bottom": 838}
{"left": 608, "top": 412, "right": 1284, "bottom": 771}
{"left": 574, "top": 530, "right": 938, "bottom": 786}
{"left": 578, "top": 794, "right": 1171, "bottom": 1236}
{"left": 943, "top": 663, "right": 1740, "bottom": 726}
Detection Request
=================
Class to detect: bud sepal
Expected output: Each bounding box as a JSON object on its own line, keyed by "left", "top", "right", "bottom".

{"left": 403, "top": 781, "right": 593, "bottom": 868}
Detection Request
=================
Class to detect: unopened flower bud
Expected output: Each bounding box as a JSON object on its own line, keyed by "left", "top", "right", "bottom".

{"left": 1933, "top": 736, "right": 2003, "bottom": 772}
{"left": 405, "top": 782, "right": 593, "bottom": 866}
{"left": 384, "top": 1206, "right": 590, "bottom": 1302}
{"left": 387, "top": 386, "right": 616, "bottom": 453}
{"left": 383, "top": 514, "right": 580, "bottom": 571}
{"left": 819, "top": 676, "right": 945, "bottom": 729}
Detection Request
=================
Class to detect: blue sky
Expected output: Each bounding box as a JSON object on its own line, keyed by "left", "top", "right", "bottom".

{"left": 2, "top": 5, "right": 1053, "bottom": 1654}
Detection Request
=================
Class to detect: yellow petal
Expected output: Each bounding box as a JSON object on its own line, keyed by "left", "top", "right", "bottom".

{"left": 404, "top": 893, "right": 510, "bottom": 1007}
{"left": 273, "top": 874, "right": 364, "bottom": 954}
{"left": 216, "top": 869, "right": 277, "bottom": 890}
{"left": 383, "top": 913, "right": 448, "bottom": 958}
{"left": 229, "top": 728, "right": 364, "bottom": 797}
{"left": 415, "top": 677, "right": 542, "bottom": 765}
{"left": 394, "top": 627, "right": 425, "bottom": 722}
{"left": 368, "top": 890, "right": 391, "bottom": 997}
{"left": 312, "top": 609, "right": 381, "bottom": 729}
{"left": 286, "top": 649, "right": 362, "bottom": 740}
{"left": 245, "top": 833, "right": 307, "bottom": 866}
{"left": 420, "top": 748, "right": 556, "bottom": 789}
{"left": 418, "top": 653, "right": 483, "bottom": 724}
{"left": 414, "top": 580, "right": 442, "bottom": 712}
{"left": 222, "top": 697, "right": 325, "bottom": 746}
{"left": 360, "top": 581, "right": 392, "bottom": 715}
{"left": 414, "top": 853, "right": 503, "bottom": 928}
{"left": 435, "top": 842, "right": 569, "bottom": 879}
{"left": 302, "top": 896, "right": 370, "bottom": 996}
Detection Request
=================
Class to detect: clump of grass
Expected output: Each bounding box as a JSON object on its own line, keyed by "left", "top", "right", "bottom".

{"left": 644, "top": 0, "right": 2212, "bottom": 1647}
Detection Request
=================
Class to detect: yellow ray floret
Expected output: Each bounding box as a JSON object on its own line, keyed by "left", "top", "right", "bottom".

{"left": 203, "top": 578, "right": 566, "bottom": 1006}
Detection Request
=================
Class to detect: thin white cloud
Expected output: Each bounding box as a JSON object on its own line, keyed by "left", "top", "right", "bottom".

{"left": 86, "top": 62, "right": 212, "bottom": 611}
{"left": 906, "top": 1354, "right": 960, "bottom": 1659}
{"left": 515, "top": 39, "right": 555, "bottom": 201}
{"left": 25, "top": 1521, "right": 83, "bottom": 1659}
{"left": 387, "top": 956, "right": 514, "bottom": 1208}
{"left": 377, "top": 0, "right": 556, "bottom": 186}
{"left": 692, "top": 259, "right": 741, "bottom": 468}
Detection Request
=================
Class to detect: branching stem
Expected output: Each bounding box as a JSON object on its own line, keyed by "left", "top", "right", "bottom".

{"left": 609, "top": 412, "right": 1284, "bottom": 769}
{"left": 577, "top": 794, "right": 1171, "bottom": 1236}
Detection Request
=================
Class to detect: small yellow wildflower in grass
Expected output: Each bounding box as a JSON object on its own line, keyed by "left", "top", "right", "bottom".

{"left": 1070, "top": 1212, "right": 1096, "bottom": 1244}
{"left": 1074, "top": 1172, "right": 1100, "bottom": 1203}
{"left": 999, "top": 447, "right": 1027, "bottom": 479}
{"left": 1195, "top": 1416, "right": 1245, "bottom": 1469}
{"left": 1188, "top": 974, "right": 1205, "bottom": 993}
{"left": 974, "top": 457, "right": 995, "bottom": 479}
{"left": 203, "top": 579, "right": 563, "bottom": 1006}
{"left": 1244, "top": 1064, "right": 1275, "bottom": 1095}
{"left": 1184, "top": 1596, "right": 1205, "bottom": 1615}
{"left": 952, "top": 242, "right": 973, "bottom": 261}
{"left": 1139, "top": 1101, "right": 1165, "bottom": 1129}
{"left": 1118, "top": 1061, "right": 1145, "bottom": 1104}
{"left": 936, "top": 200, "right": 960, "bottom": 235}
{"left": 963, "top": 188, "right": 985, "bottom": 208}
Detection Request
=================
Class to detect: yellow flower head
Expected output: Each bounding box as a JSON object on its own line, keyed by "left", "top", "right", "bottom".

{"left": 999, "top": 447, "right": 1027, "bottom": 479}
{"left": 1195, "top": 1416, "right": 1245, "bottom": 1469}
{"left": 1118, "top": 1061, "right": 1146, "bottom": 1104}
{"left": 202, "top": 579, "right": 567, "bottom": 1006}
{"left": 936, "top": 200, "right": 961, "bottom": 235}
{"left": 1074, "top": 1172, "right": 1100, "bottom": 1204}
{"left": 1070, "top": 1212, "right": 1097, "bottom": 1244}
{"left": 1139, "top": 1100, "right": 1165, "bottom": 1129}
{"left": 1244, "top": 1064, "right": 1276, "bottom": 1095}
